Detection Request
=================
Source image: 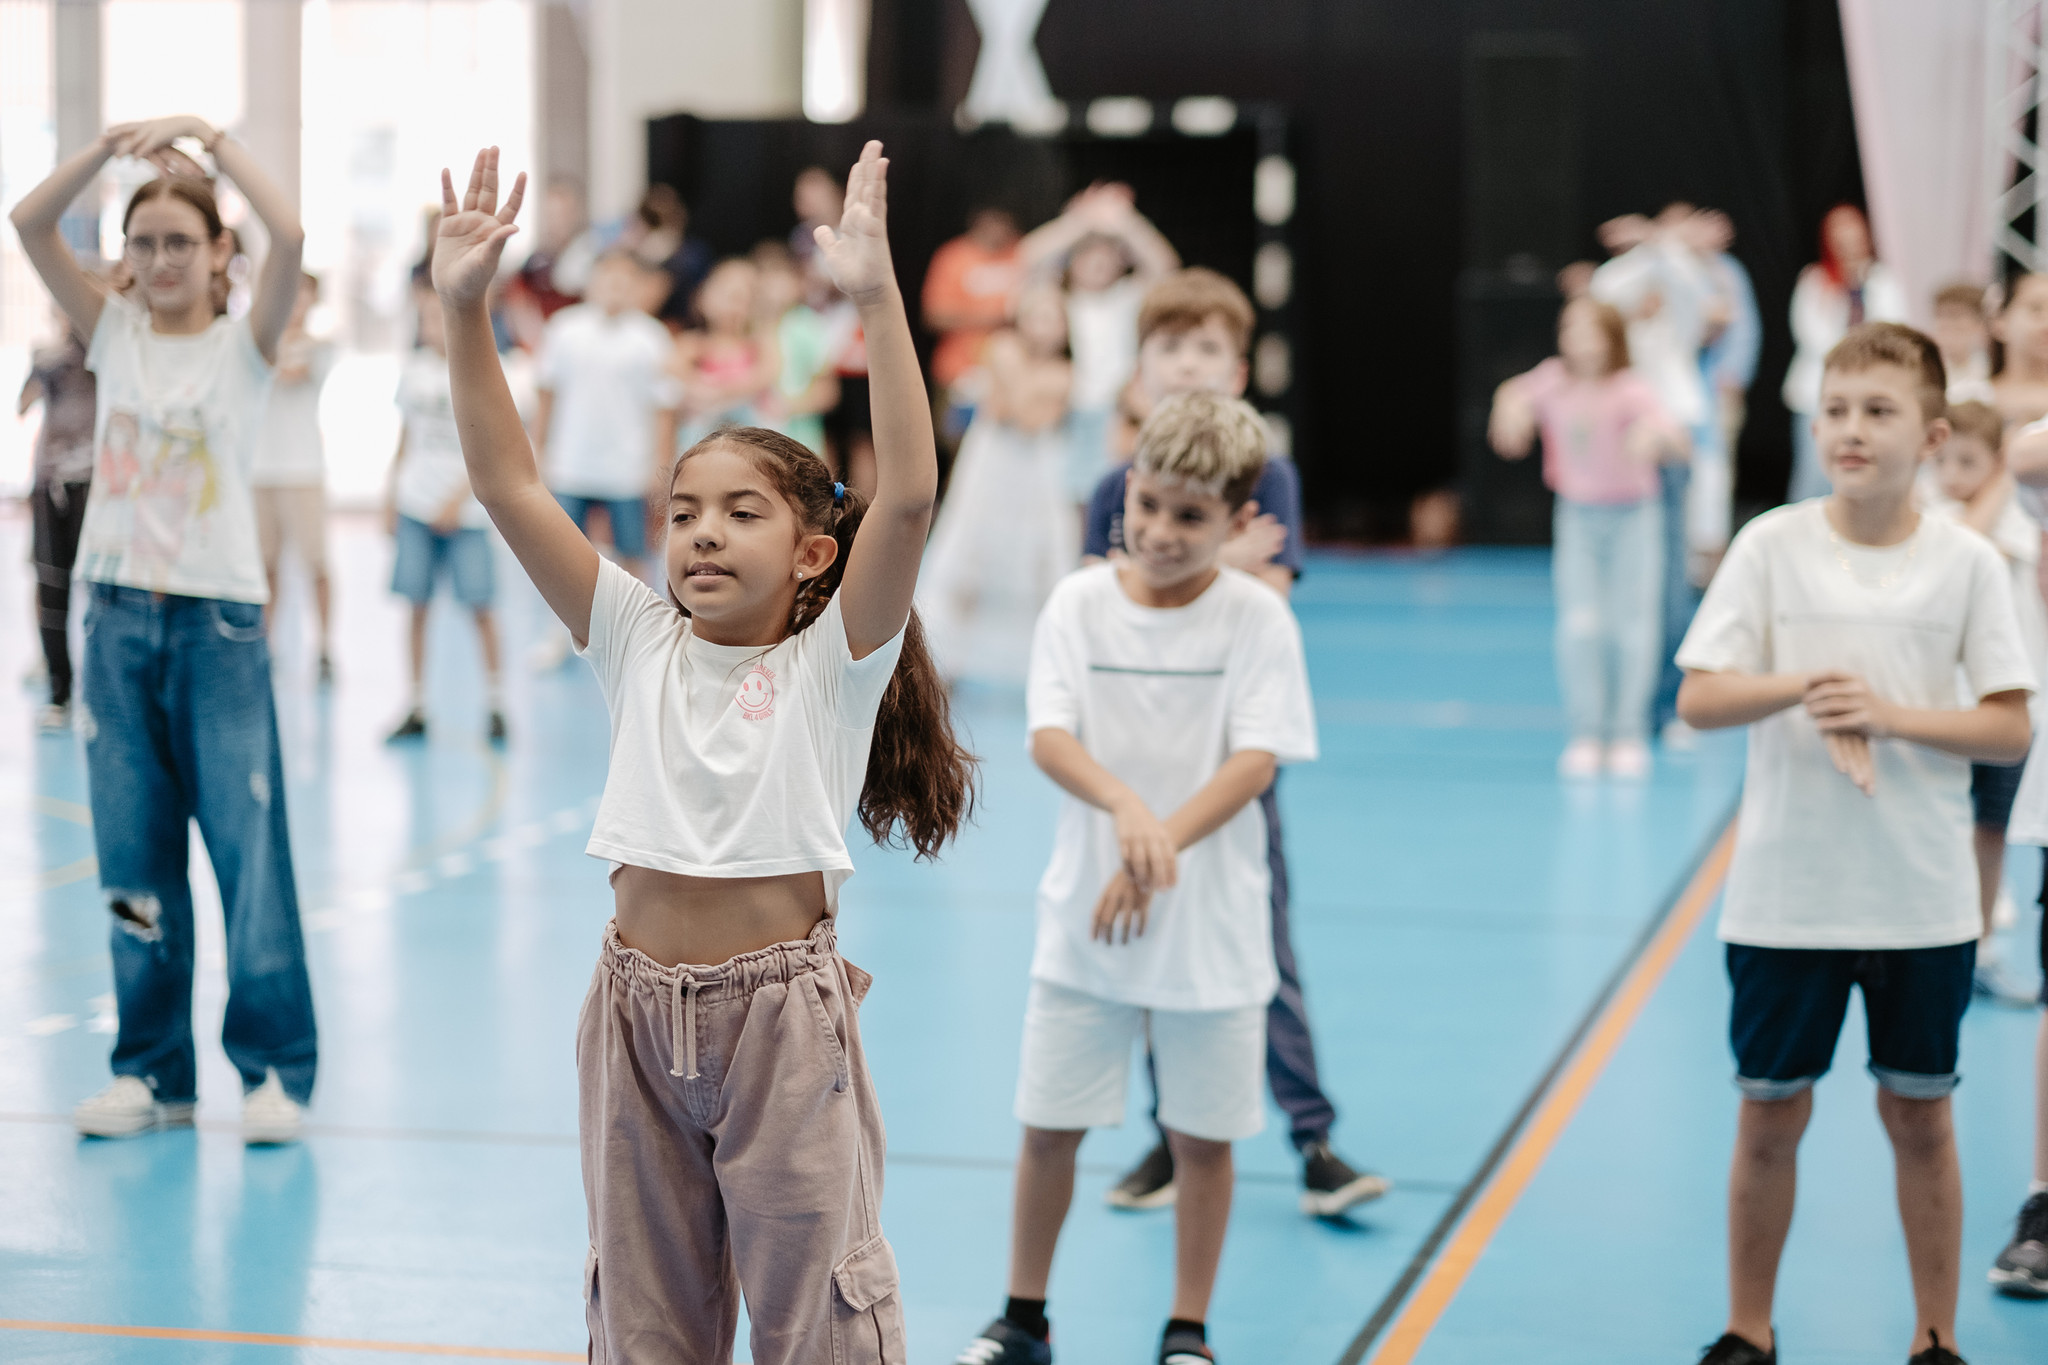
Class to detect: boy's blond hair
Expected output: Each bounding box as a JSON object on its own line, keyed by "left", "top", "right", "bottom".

{"left": 1133, "top": 391, "right": 1269, "bottom": 508}
{"left": 1137, "top": 267, "right": 1256, "bottom": 356}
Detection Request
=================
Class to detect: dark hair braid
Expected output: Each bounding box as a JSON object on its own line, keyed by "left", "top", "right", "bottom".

{"left": 675, "top": 427, "right": 978, "bottom": 858}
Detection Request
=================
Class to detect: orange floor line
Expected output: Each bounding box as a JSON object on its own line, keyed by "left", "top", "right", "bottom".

{"left": 1367, "top": 820, "right": 1738, "bottom": 1365}
{"left": 0, "top": 1318, "right": 584, "bottom": 1361}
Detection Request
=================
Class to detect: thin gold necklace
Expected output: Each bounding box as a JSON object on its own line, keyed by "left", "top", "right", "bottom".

{"left": 1828, "top": 524, "right": 1918, "bottom": 589}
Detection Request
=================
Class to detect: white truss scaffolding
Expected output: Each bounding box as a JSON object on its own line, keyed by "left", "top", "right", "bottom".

{"left": 1991, "top": 0, "right": 2048, "bottom": 274}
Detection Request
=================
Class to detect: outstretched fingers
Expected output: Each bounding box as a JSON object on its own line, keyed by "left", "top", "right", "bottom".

{"left": 499, "top": 169, "right": 527, "bottom": 226}
{"left": 440, "top": 168, "right": 459, "bottom": 219}
{"left": 462, "top": 149, "right": 487, "bottom": 214}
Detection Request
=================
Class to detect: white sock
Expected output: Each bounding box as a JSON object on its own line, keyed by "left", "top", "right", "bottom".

{"left": 486, "top": 675, "right": 503, "bottom": 711}
{"left": 2030, "top": 1179, "right": 2048, "bottom": 1196}
{"left": 408, "top": 681, "right": 425, "bottom": 712}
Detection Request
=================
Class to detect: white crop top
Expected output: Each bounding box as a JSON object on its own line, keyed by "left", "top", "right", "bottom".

{"left": 576, "top": 557, "right": 907, "bottom": 908}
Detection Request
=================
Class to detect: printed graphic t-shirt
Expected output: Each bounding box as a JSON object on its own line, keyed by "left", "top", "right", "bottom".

{"left": 576, "top": 558, "right": 906, "bottom": 909}
{"left": 79, "top": 295, "right": 274, "bottom": 603}
{"left": 1677, "top": 501, "right": 2036, "bottom": 949}
{"left": 1026, "top": 563, "right": 1319, "bottom": 1010}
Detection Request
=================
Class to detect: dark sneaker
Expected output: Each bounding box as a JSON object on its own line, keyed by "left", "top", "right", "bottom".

{"left": 385, "top": 709, "right": 427, "bottom": 743}
{"left": 1105, "top": 1139, "right": 1176, "bottom": 1210}
{"left": 1161, "top": 1328, "right": 1214, "bottom": 1364}
{"left": 317, "top": 654, "right": 335, "bottom": 686}
{"left": 1696, "top": 1333, "right": 1775, "bottom": 1365}
{"left": 487, "top": 710, "right": 508, "bottom": 744}
{"left": 954, "top": 1318, "right": 1050, "bottom": 1365}
{"left": 1906, "top": 1328, "right": 1966, "bottom": 1365}
{"left": 1990, "top": 1191, "right": 2048, "bottom": 1298}
{"left": 1300, "top": 1140, "right": 1391, "bottom": 1217}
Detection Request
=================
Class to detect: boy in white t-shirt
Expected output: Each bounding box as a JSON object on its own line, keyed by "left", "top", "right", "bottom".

{"left": 1677, "top": 323, "right": 2035, "bottom": 1365}
{"left": 384, "top": 275, "right": 504, "bottom": 744}
{"left": 955, "top": 393, "right": 1318, "bottom": 1365}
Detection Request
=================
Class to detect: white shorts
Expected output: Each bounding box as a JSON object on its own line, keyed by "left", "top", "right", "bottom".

{"left": 1013, "top": 979, "right": 1267, "bottom": 1142}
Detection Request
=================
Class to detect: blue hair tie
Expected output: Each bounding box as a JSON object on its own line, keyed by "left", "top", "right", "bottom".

{"left": 832, "top": 482, "right": 846, "bottom": 505}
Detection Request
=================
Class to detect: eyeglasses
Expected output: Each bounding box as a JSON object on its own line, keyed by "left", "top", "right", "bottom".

{"left": 123, "top": 234, "right": 204, "bottom": 267}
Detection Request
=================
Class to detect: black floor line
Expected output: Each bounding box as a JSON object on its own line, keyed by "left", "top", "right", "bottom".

{"left": 1332, "top": 803, "right": 1736, "bottom": 1365}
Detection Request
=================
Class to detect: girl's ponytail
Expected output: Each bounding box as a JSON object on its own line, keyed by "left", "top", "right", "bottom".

{"left": 680, "top": 428, "right": 978, "bottom": 858}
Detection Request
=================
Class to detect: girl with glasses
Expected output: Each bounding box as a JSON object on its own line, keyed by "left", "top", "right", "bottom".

{"left": 7, "top": 114, "right": 317, "bottom": 1145}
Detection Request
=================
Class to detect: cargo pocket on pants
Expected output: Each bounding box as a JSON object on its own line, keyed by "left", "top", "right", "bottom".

{"left": 583, "top": 1245, "right": 609, "bottom": 1363}
{"left": 831, "top": 1233, "right": 906, "bottom": 1365}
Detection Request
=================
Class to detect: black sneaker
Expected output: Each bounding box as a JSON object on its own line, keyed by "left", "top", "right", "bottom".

{"left": 1991, "top": 1190, "right": 2048, "bottom": 1297}
{"left": 1105, "top": 1139, "right": 1177, "bottom": 1210}
{"left": 1300, "top": 1140, "right": 1391, "bottom": 1217}
{"left": 385, "top": 709, "right": 427, "bottom": 743}
{"left": 954, "top": 1318, "right": 1050, "bottom": 1365}
{"left": 1160, "top": 1327, "right": 1214, "bottom": 1364}
{"left": 1696, "top": 1333, "right": 1774, "bottom": 1365}
{"left": 1906, "top": 1328, "right": 1966, "bottom": 1365}
{"left": 317, "top": 654, "right": 335, "bottom": 686}
{"left": 487, "top": 710, "right": 508, "bottom": 744}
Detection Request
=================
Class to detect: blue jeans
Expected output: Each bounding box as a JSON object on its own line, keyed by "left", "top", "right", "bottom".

{"left": 1553, "top": 497, "right": 1663, "bottom": 743}
{"left": 80, "top": 585, "right": 317, "bottom": 1104}
{"left": 1149, "top": 780, "right": 1338, "bottom": 1152}
{"left": 555, "top": 493, "right": 649, "bottom": 561}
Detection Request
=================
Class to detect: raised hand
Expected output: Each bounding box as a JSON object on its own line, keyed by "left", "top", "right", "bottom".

{"left": 814, "top": 141, "right": 895, "bottom": 305}
{"left": 105, "top": 116, "right": 215, "bottom": 164}
{"left": 433, "top": 148, "right": 525, "bottom": 311}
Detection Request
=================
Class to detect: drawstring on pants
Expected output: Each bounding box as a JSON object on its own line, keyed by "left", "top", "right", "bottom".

{"left": 669, "top": 971, "right": 701, "bottom": 1079}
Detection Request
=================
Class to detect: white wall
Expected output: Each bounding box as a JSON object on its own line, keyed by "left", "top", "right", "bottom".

{"left": 585, "top": 0, "right": 802, "bottom": 218}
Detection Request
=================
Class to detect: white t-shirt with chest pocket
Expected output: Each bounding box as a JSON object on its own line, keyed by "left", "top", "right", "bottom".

{"left": 1677, "top": 500, "right": 2036, "bottom": 949}
{"left": 1026, "top": 563, "right": 1319, "bottom": 1012}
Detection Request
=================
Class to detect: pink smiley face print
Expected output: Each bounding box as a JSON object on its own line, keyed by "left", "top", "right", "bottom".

{"left": 736, "top": 663, "right": 777, "bottom": 721}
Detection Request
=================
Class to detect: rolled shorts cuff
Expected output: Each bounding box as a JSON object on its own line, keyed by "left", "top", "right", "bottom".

{"left": 1868, "top": 1063, "right": 1960, "bottom": 1099}
{"left": 1733, "top": 1072, "right": 1819, "bottom": 1100}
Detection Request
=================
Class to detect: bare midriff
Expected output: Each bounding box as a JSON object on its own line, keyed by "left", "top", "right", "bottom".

{"left": 610, "top": 865, "right": 828, "bottom": 969}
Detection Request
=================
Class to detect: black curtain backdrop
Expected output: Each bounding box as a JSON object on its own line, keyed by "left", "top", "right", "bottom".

{"left": 915, "top": 0, "right": 1865, "bottom": 540}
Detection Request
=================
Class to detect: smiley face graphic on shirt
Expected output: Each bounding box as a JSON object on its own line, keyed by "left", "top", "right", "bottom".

{"left": 736, "top": 663, "right": 777, "bottom": 721}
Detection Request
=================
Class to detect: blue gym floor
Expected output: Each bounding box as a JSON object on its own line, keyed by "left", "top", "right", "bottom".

{"left": 2, "top": 505, "right": 2044, "bottom": 1363}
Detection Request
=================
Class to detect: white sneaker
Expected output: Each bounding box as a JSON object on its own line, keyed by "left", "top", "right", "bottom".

{"left": 36, "top": 701, "right": 71, "bottom": 733}
{"left": 1606, "top": 738, "right": 1652, "bottom": 780}
{"left": 241, "top": 1068, "right": 304, "bottom": 1145}
{"left": 1558, "top": 738, "right": 1603, "bottom": 779}
{"left": 1660, "top": 718, "right": 1700, "bottom": 752}
{"left": 74, "top": 1075, "right": 195, "bottom": 1138}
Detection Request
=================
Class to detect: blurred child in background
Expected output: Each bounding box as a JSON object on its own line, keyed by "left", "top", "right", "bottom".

{"left": 1925, "top": 400, "right": 2044, "bottom": 1004}
{"left": 673, "top": 257, "right": 780, "bottom": 448}
{"left": 385, "top": 274, "right": 504, "bottom": 745}
{"left": 1995, "top": 273, "right": 2048, "bottom": 433}
{"left": 250, "top": 272, "right": 336, "bottom": 681}
{"left": 917, "top": 282, "right": 1076, "bottom": 686}
{"left": 752, "top": 242, "right": 838, "bottom": 457}
{"left": 1021, "top": 183, "right": 1179, "bottom": 508}
{"left": 18, "top": 305, "right": 97, "bottom": 731}
{"left": 1491, "top": 296, "right": 1687, "bottom": 779}
{"left": 1933, "top": 282, "right": 1994, "bottom": 405}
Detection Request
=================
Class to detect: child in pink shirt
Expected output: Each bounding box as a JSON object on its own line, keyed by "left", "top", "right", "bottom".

{"left": 1490, "top": 295, "right": 1688, "bottom": 778}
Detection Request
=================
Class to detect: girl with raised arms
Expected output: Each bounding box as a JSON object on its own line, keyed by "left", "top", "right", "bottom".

{"left": 10, "top": 115, "right": 315, "bottom": 1144}
{"left": 430, "top": 143, "right": 973, "bottom": 1364}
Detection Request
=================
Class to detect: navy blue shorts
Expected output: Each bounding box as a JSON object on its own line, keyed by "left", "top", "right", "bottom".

{"left": 1726, "top": 941, "right": 1976, "bottom": 1100}
{"left": 1972, "top": 759, "right": 2026, "bottom": 830}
